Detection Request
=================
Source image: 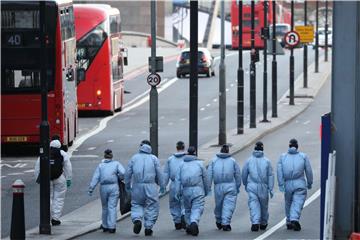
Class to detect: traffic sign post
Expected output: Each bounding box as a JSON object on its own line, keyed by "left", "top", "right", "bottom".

{"left": 284, "top": 30, "right": 300, "bottom": 48}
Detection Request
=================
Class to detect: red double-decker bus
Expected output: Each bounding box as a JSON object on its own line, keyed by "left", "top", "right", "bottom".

{"left": 1, "top": 0, "right": 78, "bottom": 147}
{"left": 231, "top": 0, "right": 274, "bottom": 49}
{"left": 74, "top": 4, "right": 126, "bottom": 115}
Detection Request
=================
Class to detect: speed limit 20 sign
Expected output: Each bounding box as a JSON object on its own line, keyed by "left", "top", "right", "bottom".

{"left": 284, "top": 31, "right": 300, "bottom": 48}
{"left": 147, "top": 73, "right": 161, "bottom": 87}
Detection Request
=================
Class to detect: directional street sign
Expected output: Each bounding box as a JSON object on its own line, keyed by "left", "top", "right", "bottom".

{"left": 147, "top": 73, "right": 161, "bottom": 87}
{"left": 295, "top": 25, "right": 314, "bottom": 43}
{"left": 284, "top": 31, "right": 301, "bottom": 48}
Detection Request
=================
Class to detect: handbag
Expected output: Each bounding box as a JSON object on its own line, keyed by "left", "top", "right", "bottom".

{"left": 118, "top": 180, "right": 131, "bottom": 215}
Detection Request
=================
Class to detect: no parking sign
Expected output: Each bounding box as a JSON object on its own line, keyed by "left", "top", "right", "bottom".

{"left": 284, "top": 31, "right": 301, "bottom": 48}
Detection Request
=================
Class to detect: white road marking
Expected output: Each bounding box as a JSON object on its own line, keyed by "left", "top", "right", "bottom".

{"left": 180, "top": 118, "right": 186, "bottom": 121}
{"left": 1, "top": 176, "right": 6, "bottom": 178}
{"left": 200, "top": 107, "right": 205, "bottom": 111}
{"left": 8, "top": 172, "right": 24, "bottom": 176}
{"left": 230, "top": 83, "right": 234, "bottom": 87}
{"left": 226, "top": 88, "right": 229, "bottom": 92}
{"left": 0, "top": 163, "right": 27, "bottom": 169}
{"left": 213, "top": 98, "right": 218, "bottom": 102}
{"left": 206, "top": 103, "right": 211, "bottom": 107}
{"left": 71, "top": 155, "right": 99, "bottom": 158}
{"left": 107, "top": 139, "right": 114, "bottom": 143}
{"left": 254, "top": 189, "right": 321, "bottom": 240}
{"left": 201, "top": 116, "right": 214, "bottom": 121}
{"left": 87, "top": 147, "right": 96, "bottom": 151}
{"left": 125, "top": 134, "right": 133, "bottom": 137}
{"left": 303, "top": 120, "right": 311, "bottom": 125}
{"left": 68, "top": 77, "right": 179, "bottom": 157}
{"left": 24, "top": 169, "right": 35, "bottom": 173}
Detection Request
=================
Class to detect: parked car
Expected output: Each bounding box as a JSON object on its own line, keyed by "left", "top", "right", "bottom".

{"left": 312, "top": 27, "right": 332, "bottom": 48}
{"left": 269, "top": 23, "right": 291, "bottom": 48}
{"left": 176, "top": 48, "right": 215, "bottom": 78}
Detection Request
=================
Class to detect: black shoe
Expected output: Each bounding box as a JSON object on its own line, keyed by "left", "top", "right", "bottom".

{"left": 51, "top": 219, "right": 61, "bottom": 226}
{"left": 216, "top": 222, "right": 222, "bottom": 230}
{"left": 251, "top": 224, "right": 259, "bottom": 232}
{"left": 175, "top": 222, "right": 182, "bottom": 230}
{"left": 133, "top": 220, "right": 142, "bottom": 234}
{"left": 181, "top": 215, "right": 187, "bottom": 230}
{"left": 145, "top": 229, "right": 153, "bottom": 236}
{"left": 100, "top": 225, "right": 109, "bottom": 232}
{"left": 186, "top": 226, "right": 191, "bottom": 235}
{"left": 260, "top": 224, "right": 268, "bottom": 230}
{"left": 108, "top": 229, "right": 116, "bottom": 233}
{"left": 222, "top": 225, "right": 231, "bottom": 231}
{"left": 189, "top": 222, "right": 199, "bottom": 236}
{"left": 291, "top": 221, "right": 301, "bottom": 231}
{"left": 286, "top": 222, "right": 293, "bottom": 230}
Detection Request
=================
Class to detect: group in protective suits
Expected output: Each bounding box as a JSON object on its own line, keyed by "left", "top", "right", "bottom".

{"left": 82, "top": 138, "right": 313, "bottom": 236}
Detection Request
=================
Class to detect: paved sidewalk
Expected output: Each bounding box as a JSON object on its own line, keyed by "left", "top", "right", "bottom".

{"left": 13, "top": 57, "right": 331, "bottom": 240}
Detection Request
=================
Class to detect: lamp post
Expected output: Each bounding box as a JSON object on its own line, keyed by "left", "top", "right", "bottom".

{"left": 271, "top": 0, "right": 277, "bottom": 118}
{"left": 237, "top": 0, "right": 244, "bottom": 134}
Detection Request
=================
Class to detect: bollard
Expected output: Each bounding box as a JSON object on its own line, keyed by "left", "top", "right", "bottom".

{"left": 10, "top": 179, "right": 25, "bottom": 240}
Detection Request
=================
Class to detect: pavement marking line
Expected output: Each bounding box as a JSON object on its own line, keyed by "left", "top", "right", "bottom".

{"left": 1, "top": 176, "right": 6, "bottom": 178}
{"left": 107, "top": 140, "right": 114, "bottom": 143}
{"left": 71, "top": 155, "right": 99, "bottom": 158}
{"left": 7, "top": 172, "right": 24, "bottom": 176}
{"left": 254, "top": 189, "right": 321, "bottom": 240}
{"left": 206, "top": 103, "right": 211, "bottom": 107}
{"left": 87, "top": 147, "right": 96, "bottom": 151}
{"left": 304, "top": 120, "right": 311, "bottom": 125}
{"left": 200, "top": 107, "right": 205, "bottom": 111}
{"left": 23, "top": 169, "right": 35, "bottom": 173}
{"left": 201, "top": 116, "right": 214, "bottom": 121}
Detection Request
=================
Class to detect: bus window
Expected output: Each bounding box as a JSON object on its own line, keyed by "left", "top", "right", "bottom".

{"left": 110, "top": 15, "right": 118, "bottom": 34}
{"left": 77, "top": 22, "right": 107, "bottom": 71}
{"left": 2, "top": 69, "right": 55, "bottom": 92}
{"left": 1, "top": 10, "right": 40, "bottom": 29}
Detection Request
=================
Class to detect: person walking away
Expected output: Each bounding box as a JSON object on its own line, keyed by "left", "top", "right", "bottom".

{"left": 34, "top": 139, "right": 72, "bottom": 226}
{"left": 277, "top": 139, "right": 313, "bottom": 231}
{"left": 125, "top": 140, "right": 164, "bottom": 236}
{"left": 174, "top": 146, "right": 210, "bottom": 236}
{"left": 242, "top": 141, "right": 274, "bottom": 231}
{"left": 88, "top": 149, "right": 125, "bottom": 233}
{"left": 163, "top": 141, "right": 186, "bottom": 230}
{"left": 207, "top": 144, "right": 241, "bottom": 231}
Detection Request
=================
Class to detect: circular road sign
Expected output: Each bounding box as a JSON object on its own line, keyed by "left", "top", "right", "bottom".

{"left": 284, "top": 31, "right": 300, "bottom": 48}
{"left": 147, "top": 73, "right": 161, "bottom": 87}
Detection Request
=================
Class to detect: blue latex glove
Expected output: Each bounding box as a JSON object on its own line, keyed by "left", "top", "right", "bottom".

{"left": 269, "top": 190, "right": 274, "bottom": 199}
{"left": 66, "top": 180, "right": 72, "bottom": 188}
{"left": 279, "top": 185, "right": 285, "bottom": 193}
{"left": 159, "top": 186, "right": 166, "bottom": 195}
{"left": 307, "top": 184, "right": 312, "bottom": 190}
{"left": 88, "top": 190, "right": 93, "bottom": 196}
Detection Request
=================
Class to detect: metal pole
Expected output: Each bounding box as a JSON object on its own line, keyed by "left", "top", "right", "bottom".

{"left": 289, "top": 0, "right": 295, "bottom": 105}
{"left": 150, "top": 0, "right": 158, "bottom": 156}
{"left": 250, "top": 0, "right": 256, "bottom": 128}
{"left": 315, "top": 0, "right": 319, "bottom": 72}
{"left": 303, "top": 0, "right": 308, "bottom": 88}
{"left": 189, "top": 1, "right": 198, "bottom": 151}
{"left": 237, "top": 0, "right": 244, "bottom": 134}
{"left": 219, "top": 0, "right": 226, "bottom": 145}
{"left": 181, "top": 7, "right": 184, "bottom": 40}
{"left": 271, "top": 0, "right": 278, "bottom": 118}
{"left": 261, "top": 1, "right": 269, "bottom": 122}
{"left": 39, "top": 1, "right": 51, "bottom": 234}
{"left": 325, "top": 0, "right": 328, "bottom": 62}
